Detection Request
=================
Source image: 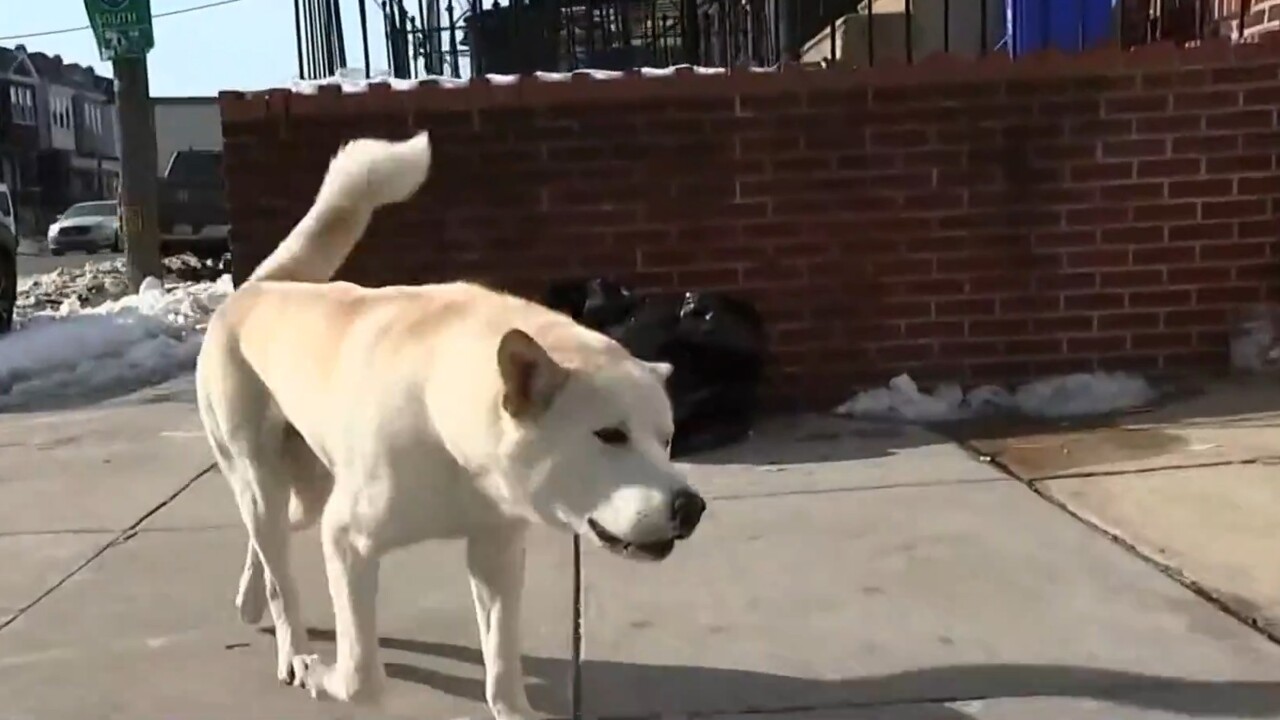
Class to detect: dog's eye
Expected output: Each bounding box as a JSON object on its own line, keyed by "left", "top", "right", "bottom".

{"left": 593, "top": 427, "right": 629, "bottom": 446}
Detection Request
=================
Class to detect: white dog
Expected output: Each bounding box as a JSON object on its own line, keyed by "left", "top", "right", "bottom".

{"left": 195, "top": 131, "right": 706, "bottom": 719}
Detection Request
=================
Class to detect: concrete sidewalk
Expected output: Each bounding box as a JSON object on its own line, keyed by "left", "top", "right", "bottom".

{"left": 2, "top": 389, "right": 1280, "bottom": 719}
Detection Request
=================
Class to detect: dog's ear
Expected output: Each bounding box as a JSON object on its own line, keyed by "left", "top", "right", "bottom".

{"left": 498, "top": 329, "right": 569, "bottom": 419}
{"left": 643, "top": 360, "right": 674, "bottom": 382}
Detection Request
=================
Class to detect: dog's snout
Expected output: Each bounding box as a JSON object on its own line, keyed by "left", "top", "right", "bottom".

{"left": 671, "top": 488, "right": 706, "bottom": 538}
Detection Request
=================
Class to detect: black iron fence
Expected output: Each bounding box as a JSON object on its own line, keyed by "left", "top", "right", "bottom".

{"left": 292, "top": 0, "right": 1260, "bottom": 82}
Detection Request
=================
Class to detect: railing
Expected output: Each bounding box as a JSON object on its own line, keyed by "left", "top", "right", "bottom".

{"left": 292, "top": 0, "right": 1262, "bottom": 82}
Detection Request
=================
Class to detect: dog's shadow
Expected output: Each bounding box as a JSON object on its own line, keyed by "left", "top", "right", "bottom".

{"left": 269, "top": 628, "right": 1280, "bottom": 719}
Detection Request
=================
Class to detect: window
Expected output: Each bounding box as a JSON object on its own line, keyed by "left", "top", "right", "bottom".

{"left": 8, "top": 84, "right": 36, "bottom": 125}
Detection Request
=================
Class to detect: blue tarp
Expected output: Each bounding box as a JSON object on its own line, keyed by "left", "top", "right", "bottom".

{"left": 1005, "top": 0, "right": 1117, "bottom": 57}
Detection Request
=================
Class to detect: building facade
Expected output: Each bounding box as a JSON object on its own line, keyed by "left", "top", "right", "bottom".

{"left": 0, "top": 44, "right": 119, "bottom": 233}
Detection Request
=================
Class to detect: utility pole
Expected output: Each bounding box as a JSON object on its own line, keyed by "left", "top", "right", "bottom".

{"left": 84, "top": 0, "right": 162, "bottom": 291}
{"left": 113, "top": 57, "right": 163, "bottom": 290}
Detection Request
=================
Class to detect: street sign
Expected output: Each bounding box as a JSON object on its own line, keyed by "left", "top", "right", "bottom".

{"left": 83, "top": 0, "right": 155, "bottom": 62}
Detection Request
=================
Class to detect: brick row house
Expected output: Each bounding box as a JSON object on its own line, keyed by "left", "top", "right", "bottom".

{"left": 0, "top": 44, "right": 119, "bottom": 234}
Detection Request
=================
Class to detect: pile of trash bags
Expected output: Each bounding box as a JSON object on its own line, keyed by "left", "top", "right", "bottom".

{"left": 544, "top": 278, "right": 767, "bottom": 457}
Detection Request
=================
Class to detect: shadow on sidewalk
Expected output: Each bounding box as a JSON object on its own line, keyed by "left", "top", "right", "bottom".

{"left": 287, "top": 629, "right": 1280, "bottom": 719}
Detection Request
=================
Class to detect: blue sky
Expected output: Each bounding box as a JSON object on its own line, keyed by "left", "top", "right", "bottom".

{"left": 3, "top": 0, "right": 396, "bottom": 97}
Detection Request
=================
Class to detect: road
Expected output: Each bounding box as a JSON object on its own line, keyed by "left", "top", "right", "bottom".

{"left": 17, "top": 246, "right": 121, "bottom": 280}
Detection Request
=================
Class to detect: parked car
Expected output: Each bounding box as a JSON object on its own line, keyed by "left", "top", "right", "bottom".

{"left": 47, "top": 200, "right": 121, "bottom": 256}
{"left": 0, "top": 183, "right": 15, "bottom": 238}
{"left": 158, "top": 149, "right": 229, "bottom": 258}
{"left": 0, "top": 219, "right": 15, "bottom": 334}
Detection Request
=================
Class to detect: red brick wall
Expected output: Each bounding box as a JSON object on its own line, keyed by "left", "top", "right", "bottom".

{"left": 220, "top": 38, "right": 1280, "bottom": 411}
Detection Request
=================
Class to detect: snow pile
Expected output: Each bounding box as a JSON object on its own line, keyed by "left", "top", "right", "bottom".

{"left": 0, "top": 273, "right": 233, "bottom": 411}
{"left": 16, "top": 254, "right": 228, "bottom": 324}
{"left": 835, "top": 372, "right": 1158, "bottom": 423}
{"left": 287, "top": 64, "right": 769, "bottom": 94}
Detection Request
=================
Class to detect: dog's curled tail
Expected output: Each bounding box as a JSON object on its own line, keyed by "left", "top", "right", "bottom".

{"left": 247, "top": 131, "right": 433, "bottom": 284}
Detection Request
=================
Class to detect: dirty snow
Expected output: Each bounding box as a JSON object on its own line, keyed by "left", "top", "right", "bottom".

{"left": 1, "top": 259, "right": 232, "bottom": 411}
{"left": 835, "top": 371, "right": 1158, "bottom": 423}
{"left": 286, "top": 64, "right": 763, "bottom": 95}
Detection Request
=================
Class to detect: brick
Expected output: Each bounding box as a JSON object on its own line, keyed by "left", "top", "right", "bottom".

{"left": 1033, "top": 229, "right": 1098, "bottom": 249}
{"left": 1201, "top": 198, "right": 1269, "bottom": 220}
{"left": 1104, "top": 94, "right": 1170, "bottom": 115}
{"left": 1067, "top": 335, "right": 1130, "bottom": 353}
{"left": 1065, "top": 292, "right": 1126, "bottom": 311}
{"left": 1099, "top": 225, "right": 1166, "bottom": 245}
{"left": 1097, "top": 181, "right": 1165, "bottom": 202}
{"left": 1133, "top": 244, "right": 1197, "bottom": 265}
{"left": 903, "top": 320, "right": 966, "bottom": 340}
{"left": 1168, "top": 221, "right": 1235, "bottom": 242}
{"left": 1237, "top": 175, "right": 1280, "bottom": 195}
{"left": 1170, "top": 90, "right": 1241, "bottom": 112}
{"left": 1005, "top": 338, "right": 1065, "bottom": 356}
{"left": 1196, "top": 285, "right": 1265, "bottom": 304}
{"left": 1064, "top": 248, "right": 1131, "bottom": 269}
{"left": 1033, "top": 314, "right": 1096, "bottom": 334}
{"left": 1129, "top": 288, "right": 1194, "bottom": 308}
{"left": 935, "top": 298, "right": 998, "bottom": 318}
{"left": 969, "top": 317, "right": 1031, "bottom": 337}
{"left": 1168, "top": 265, "right": 1233, "bottom": 285}
{"left": 1206, "top": 109, "right": 1276, "bottom": 131}
{"left": 1136, "top": 157, "right": 1203, "bottom": 178}
{"left": 1164, "top": 307, "right": 1227, "bottom": 328}
{"left": 1206, "top": 154, "right": 1275, "bottom": 174}
{"left": 873, "top": 341, "right": 938, "bottom": 364}
{"left": 1135, "top": 114, "right": 1204, "bottom": 134}
{"left": 1036, "top": 272, "right": 1100, "bottom": 292}
{"left": 1171, "top": 134, "right": 1241, "bottom": 155}
{"left": 1238, "top": 218, "right": 1280, "bottom": 239}
{"left": 1067, "top": 206, "right": 1131, "bottom": 226}
{"left": 1069, "top": 161, "right": 1135, "bottom": 184}
{"left": 1131, "top": 331, "right": 1194, "bottom": 351}
{"left": 1101, "top": 137, "right": 1169, "bottom": 159}
{"left": 1199, "top": 240, "right": 1270, "bottom": 262}
{"left": 1101, "top": 268, "right": 1166, "bottom": 289}
{"left": 1133, "top": 201, "right": 1199, "bottom": 224}
{"left": 1167, "top": 178, "right": 1234, "bottom": 199}
{"left": 1098, "top": 311, "right": 1161, "bottom": 331}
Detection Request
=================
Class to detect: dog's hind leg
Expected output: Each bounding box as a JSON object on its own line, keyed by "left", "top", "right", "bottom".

{"left": 299, "top": 490, "right": 385, "bottom": 704}
{"left": 235, "top": 428, "right": 333, "bottom": 626}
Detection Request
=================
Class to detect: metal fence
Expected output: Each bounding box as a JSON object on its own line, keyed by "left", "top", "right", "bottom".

{"left": 291, "top": 0, "right": 1259, "bottom": 82}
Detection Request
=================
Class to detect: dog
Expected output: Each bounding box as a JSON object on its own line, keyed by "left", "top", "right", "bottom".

{"left": 194, "top": 131, "right": 707, "bottom": 719}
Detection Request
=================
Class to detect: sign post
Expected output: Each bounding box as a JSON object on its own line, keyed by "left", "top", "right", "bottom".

{"left": 84, "top": 0, "right": 162, "bottom": 291}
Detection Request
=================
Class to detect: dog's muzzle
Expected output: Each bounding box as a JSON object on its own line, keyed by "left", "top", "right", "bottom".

{"left": 587, "top": 488, "right": 706, "bottom": 561}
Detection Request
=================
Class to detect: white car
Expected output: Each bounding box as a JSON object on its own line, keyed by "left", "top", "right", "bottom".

{"left": 47, "top": 200, "right": 121, "bottom": 256}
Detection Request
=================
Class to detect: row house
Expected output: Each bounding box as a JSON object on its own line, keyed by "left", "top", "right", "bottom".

{"left": 0, "top": 44, "right": 119, "bottom": 232}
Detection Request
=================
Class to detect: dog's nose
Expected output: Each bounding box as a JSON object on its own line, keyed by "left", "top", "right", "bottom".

{"left": 671, "top": 488, "right": 706, "bottom": 538}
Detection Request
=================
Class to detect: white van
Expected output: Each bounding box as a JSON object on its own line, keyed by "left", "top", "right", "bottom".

{"left": 0, "top": 183, "right": 13, "bottom": 237}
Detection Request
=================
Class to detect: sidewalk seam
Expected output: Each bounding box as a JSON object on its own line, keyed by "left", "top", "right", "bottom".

{"left": 954, "top": 440, "right": 1280, "bottom": 648}
{"left": 0, "top": 462, "right": 216, "bottom": 635}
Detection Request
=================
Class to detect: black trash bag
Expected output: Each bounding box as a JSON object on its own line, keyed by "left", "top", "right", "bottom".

{"left": 542, "top": 280, "right": 767, "bottom": 458}
{"left": 544, "top": 278, "right": 637, "bottom": 330}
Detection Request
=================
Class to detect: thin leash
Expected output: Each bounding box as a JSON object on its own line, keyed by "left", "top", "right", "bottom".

{"left": 571, "top": 534, "right": 584, "bottom": 720}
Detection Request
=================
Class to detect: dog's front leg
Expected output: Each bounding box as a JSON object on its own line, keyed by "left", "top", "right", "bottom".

{"left": 301, "top": 516, "right": 384, "bottom": 704}
{"left": 468, "top": 522, "right": 538, "bottom": 720}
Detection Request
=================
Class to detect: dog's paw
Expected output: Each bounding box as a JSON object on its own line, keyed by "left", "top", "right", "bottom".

{"left": 489, "top": 699, "right": 541, "bottom": 720}
{"left": 299, "top": 658, "right": 382, "bottom": 704}
{"left": 236, "top": 591, "right": 265, "bottom": 625}
{"left": 279, "top": 653, "right": 319, "bottom": 687}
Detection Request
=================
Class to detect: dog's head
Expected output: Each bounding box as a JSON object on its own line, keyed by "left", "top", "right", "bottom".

{"left": 494, "top": 328, "right": 705, "bottom": 561}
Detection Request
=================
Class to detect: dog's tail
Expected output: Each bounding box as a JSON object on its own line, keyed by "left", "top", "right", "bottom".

{"left": 247, "top": 131, "right": 433, "bottom": 284}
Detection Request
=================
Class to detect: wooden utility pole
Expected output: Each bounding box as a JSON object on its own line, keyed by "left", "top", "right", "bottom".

{"left": 84, "top": 0, "right": 162, "bottom": 291}
{"left": 113, "top": 56, "right": 163, "bottom": 291}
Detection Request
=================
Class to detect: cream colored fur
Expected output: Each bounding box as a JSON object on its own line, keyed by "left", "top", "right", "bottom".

{"left": 195, "top": 132, "right": 705, "bottom": 719}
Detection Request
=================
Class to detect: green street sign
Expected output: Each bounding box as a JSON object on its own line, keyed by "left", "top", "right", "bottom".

{"left": 83, "top": 0, "right": 154, "bottom": 62}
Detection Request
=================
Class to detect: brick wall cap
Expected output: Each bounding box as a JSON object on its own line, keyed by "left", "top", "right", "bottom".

{"left": 218, "top": 41, "right": 1280, "bottom": 118}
